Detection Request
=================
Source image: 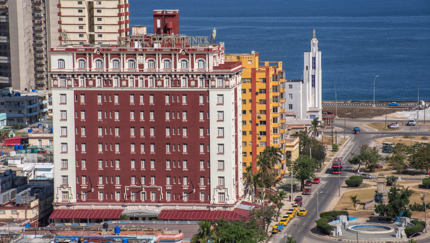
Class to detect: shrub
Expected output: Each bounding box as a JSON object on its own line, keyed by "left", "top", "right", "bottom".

{"left": 345, "top": 176, "right": 363, "bottom": 187}
{"left": 422, "top": 136, "right": 428, "bottom": 140}
{"left": 316, "top": 211, "right": 349, "bottom": 235}
{"left": 422, "top": 178, "right": 430, "bottom": 188}
{"left": 405, "top": 223, "right": 424, "bottom": 237}
{"left": 404, "top": 135, "right": 411, "bottom": 138}
{"left": 386, "top": 176, "right": 398, "bottom": 186}
{"left": 332, "top": 144, "right": 339, "bottom": 152}
{"left": 411, "top": 220, "right": 425, "bottom": 227}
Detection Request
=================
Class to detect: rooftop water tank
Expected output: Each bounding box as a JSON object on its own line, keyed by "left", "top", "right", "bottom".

{"left": 50, "top": 128, "right": 53, "bottom": 133}
{"left": 14, "top": 145, "right": 18, "bottom": 150}
{"left": 28, "top": 128, "right": 33, "bottom": 133}
{"left": 18, "top": 145, "right": 23, "bottom": 150}
{"left": 114, "top": 226, "right": 121, "bottom": 234}
{"left": 32, "top": 89, "right": 37, "bottom": 92}
{"left": 38, "top": 123, "right": 42, "bottom": 127}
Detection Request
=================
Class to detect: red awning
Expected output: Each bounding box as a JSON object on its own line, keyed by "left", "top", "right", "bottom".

{"left": 49, "top": 209, "right": 124, "bottom": 220}
{"left": 158, "top": 208, "right": 250, "bottom": 221}
{"left": 3, "top": 136, "right": 22, "bottom": 146}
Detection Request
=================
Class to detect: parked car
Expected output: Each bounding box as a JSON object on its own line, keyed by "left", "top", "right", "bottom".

{"left": 272, "top": 225, "right": 279, "bottom": 234}
{"left": 305, "top": 180, "right": 312, "bottom": 186}
{"left": 298, "top": 209, "right": 308, "bottom": 216}
{"left": 280, "top": 218, "right": 290, "bottom": 226}
{"left": 383, "top": 147, "right": 393, "bottom": 153}
{"left": 295, "top": 196, "right": 302, "bottom": 206}
{"left": 285, "top": 211, "right": 295, "bottom": 219}
{"left": 292, "top": 204, "right": 300, "bottom": 212}
{"left": 313, "top": 177, "right": 320, "bottom": 184}
{"left": 387, "top": 123, "right": 399, "bottom": 129}
{"left": 382, "top": 142, "right": 395, "bottom": 148}
{"left": 303, "top": 186, "right": 311, "bottom": 195}
{"left": 388, "top": 102, "right": 399, "bottom": 106}
{"left": 407, "top": 119, "right": 417, "bottom": 126}
{"left": 361, "top": 173, "right": 373, "bottom": 179}
{"left": 375, "top": 164, "right": 383, "bottom": 169}
{"left": 353, "top": 127, "right": 360, "bottom": 134}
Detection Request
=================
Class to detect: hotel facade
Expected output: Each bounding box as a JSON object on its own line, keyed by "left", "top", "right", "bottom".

{"left": 50, "top": 10, "right": 245, "bottom": 215}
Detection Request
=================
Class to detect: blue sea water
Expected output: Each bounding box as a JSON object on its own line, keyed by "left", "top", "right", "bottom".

{"left": 129, "top": 0, "right": 430, "bottom": 101}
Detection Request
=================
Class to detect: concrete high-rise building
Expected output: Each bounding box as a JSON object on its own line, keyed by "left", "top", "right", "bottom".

{"left": 286, "top": 29, "right": 322, "bottom": 121}
{"left": 0, "top": 0, "right": 49, "bottom": 90}
{"left": 57, "top": 0, "right": 130, "bottom": 45}
{"left": 48, "top": 10, "right": 245, "bottom": 220}
{"left": 225, "top": 52, "right": 299, "bottom": 179}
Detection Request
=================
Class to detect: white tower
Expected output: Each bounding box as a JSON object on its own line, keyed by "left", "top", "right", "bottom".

{"left": 303, "top": 29, "right": 322, "bottom": 120}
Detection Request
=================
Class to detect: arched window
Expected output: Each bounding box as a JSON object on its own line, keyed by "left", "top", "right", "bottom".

{"left": 112, "top": 59, "right": 120, "bottom": 69}
{"left": 128, "top": 60, "right": 136, "bottom": 69}
{"left": 163, "top": 60, "right": 171, "bottom": 69}
{"left": 95, "top": 59, "right": 103, "bottom": 69}
{"left": 58, "top": 59, "right": 65, "bottom": 69}
{"left": 181, "top": 60, "right": 188, "bottom": 69}
{"left": 78, "top": 59, "right": 86, "bottom": 69}
{"left": 148, "top": 60, "right": 155, "bottom": 69}
{"left": 198, "top": 60, "right": 205, "bottom": 69}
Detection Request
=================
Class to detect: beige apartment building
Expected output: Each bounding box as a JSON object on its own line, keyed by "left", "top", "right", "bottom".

{"left": 58, "top": 0, "right": 130, "bottom": 45}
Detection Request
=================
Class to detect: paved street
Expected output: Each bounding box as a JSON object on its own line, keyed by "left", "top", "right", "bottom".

{"left": 272, "top": 120, "right": 430, "bottom": 243}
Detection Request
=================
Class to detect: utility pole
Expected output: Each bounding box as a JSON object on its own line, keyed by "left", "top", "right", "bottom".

{"left": 290, "top": 164, "right": 293, "bottom": 202}
{"left": 344, "top": 118, "right": 346, "bottom": 139}
{"left": 331, "top": 125, "right": 334, "bottom": 146}
{"left": 335, "top": 130, "right": 337, "bottom": 144}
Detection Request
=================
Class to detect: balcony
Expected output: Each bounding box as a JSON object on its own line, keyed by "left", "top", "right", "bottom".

{"left": 34, "top": 33, "right": 43, "bottom": 38}
{"left": 281, "top": 108, "right": 286, "bottom": 113}
{"left": 35, "top": 46, "right": 44, "bottom": 52}
{"left": 281, "top": 119, "right": 286, "bottom": 124}
{"left": 35, "top": 67, "right": 45, "bottom": 72}
{"left": 280, "top": 98, "right": 286, "bottom": 103}
{"left": 35, "top": 60, "right": 45, "bottom": 65}
{"left": 7, "top": 113, "right": 25, "bottom": 118}
{"left": 33, "top": 6, "right": 43, "bottom": 11}
{"left": 34, "top": 40, "right": 44, "bottom": 45}
{"left": 34, "top": 26, "right": 43, "bottom": 31}
{"left": 5, "top": 105, "right": 24, "bottom": 109}
{"left": 33, "top": 0, "right": 42, "bottom": 4}
{"left": 36, "top": 74, "right": 46, "bottom": 79}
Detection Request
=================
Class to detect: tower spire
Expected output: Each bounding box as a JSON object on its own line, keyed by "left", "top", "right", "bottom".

{"left": 313, "top": 29, "right": 316, "bottom": 39}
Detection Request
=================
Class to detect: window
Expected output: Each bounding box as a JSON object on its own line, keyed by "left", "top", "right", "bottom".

{"left": 150, "top": 127, "right": 155, "bottom": 137}
{"left": 97, "top": 26, "right": 102, "bottom": 29}
{"left": 113, "top": 77, "right": 120, "bottom": 87}
{"left": 98, "top": 159, "right": 103, "bottom": 169}
{"left": 115, "top": 176, "right": 120, "bottom": 184}
{"left": 182, "top": 111, "right": 187, "bottom": 120}
{"left": 200, "top": 160, "right": 205, "bottom": 170}
{"left": 165, "top": 127, "right": 170, "bottom": 137}
{"left": 148, "top": 60, "right": 155, "bottom": 69}
{"left": 114, "top": 143, "right": 119, "bottom": 153}
{"left": 199, "top": 127, "right": 204, "bottom": 137}
{"left": 260, "top": 120, "right": 267, "bottom": 125}
{"left": 150, "top": 143, "right": 155, "bottom": 153}
{"left": 163, "top": 60, "right": 171, "bottom": 69}
{"left": 259, "top": 99, "right": 266, "bottom": 104}
{"left": 58, "top": 59, "right": 65, "bottom": 69}
{"left": 115, "top": 127, "right": 120, "bottom": 136}
{"left": 61, "top": 159, "right": 68, "bottom": 169}
{"left": 78, "top": 17, "right": 83, "bottom": 21}
{"left": 289, "top": 104, "right": 293, "bottom": 109}
{"left": 116, "top": 191, "right": 121, "bottom": 201}
{"left": 62, "top": 175, "right": 68, "bottom": 185}
{"left": 151, "top": 176, "right": 156, "bottom": 185}
{"left": 140, "top": 111, "right": 144, "bottom": 120}
{"left": 312, "top": 75, "right": 315, "bottom": 87}
{"left": 199, "top": 144, "right": 204, "bottom": 153}
{"left": 242, "top": 110, "right": 246, "bottom": 115}
{"left": 78, "top": 59, "right": 86, "bottom": 68}
{"left": 166, "top": 143, "right": 171, "bottom": 153}
{"left": 218, "top": 160, "right": 224, "bottom": 170}
{"left": 242, "top": 89, "right": 246, "bottom": 94}
{"left": 97, "top": 9, "right": 102, "bottom": 13}
{"left": 182, "top": 94, "right": 187, "bottom": 104}
{"left": 183, "top": 192, "right": 188, "bottom": 202}
{"left": 183, "top": 176, "right": 188, "bottom": 185}
{"left": 149, "top": 94, "right": 154, "bottom": 104}
{"left": 114, "top": 110, "right": 119, "bottom": 120}
{"left": 151, "top": 191, "right": 156, "bottom": 201}
{"left": 217, "top": 78, "right": 224, "bottom": 87}
{"left": 166, "top": 192, "right": 172, "bottom": 201}
{"left": 164, "top": 77, "right": 171, "bottom": 87}
{"left": 218, "top": 144, "right": 224, "bottom": 154}
{"left": 289, "top": 93, "right": 293, "bottom": 99}
{"left": 98, "top": 176, "right": 103, "bottom": 185}
{"left": 182, "top": 127, "right": 187, "bottom": 137}
{"left": 217, "top": 111, "right": 224, "bottom": 121}
{"left": 95, "top": 59, "right": 103, "bottom": 69}
{"left": 79, "top": 26, "right": 83, "bottom": 29}
{"left": 183, "top": 144, "right": 188, "bottom": 153}
{"left": 80, "top": 110, "right": 85, "bottom": 120}
{"left": 112, "top": 60, "right": 120, "bottom": 69}
{"left": 199, "top": 111, "right": 204, "bottom": 120}
{"left": 82, "top": 160, "right": 86, "bottom": 169}
{"left": 198, "top": 60, "right": 205, "bottom": 69}
{"left": 217, "top": 127, "right": 224, "bottom": 137}
{"left": 181, "top": 77, "right": 187, "bottom": 87}
{"left": 140, "top": 127, "right": 145, "bottom": 137}
{"left": 219, "top": 192, "right": 225, "bottom": 202}
{"left": 180, "top": 60, "right": 188, "bottom": 69}
{"left": 130, "top": 110, "right": 135, "bottom": 120}
{"left": 218, "top": 177, "right": 225, "bottom": 186}
{"left": 259, "top": 131, "right": 267, "bottom": 136}
{"left": 81, "top": 143, "right": 86, "bottom": 152}
{"left": 166, "top": 160, "right": 171, "bottom": 169}
{"left": 128, "top": 60, "right": 136, "bottom": 69}
{"left": 198, "top": 77, "right": 204, "bottom": 87}
{"left": 60, "top": 127, "right": 67, "bottom": 136}
{"left": 61, "top": 143, "right": 67, "bottom": 153}
{"left": 199, "top": 94, "right": 204, "bottom": 104}
{"left": 131, "top": 143, "right": 135, "bottom": 153}
{"left": 259, "top": 89, "right": 266, "bottom": 94}
{"left": 312, "top": 57, "right": 316, "bottom": 69}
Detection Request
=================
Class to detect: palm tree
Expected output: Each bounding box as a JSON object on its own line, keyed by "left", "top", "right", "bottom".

{"left": 309, "top": 117, "right": 323, "bottom": 138}
{"left": 191, "top": 220, "right": 215, "bottom": 243}
{"left": 256, "top": 155, "right": 270, "bottom": 206}
{"left": 262, "top": 146, "right": 282, "bottom": 198}
{"left": 350, "top": 195, "right": 360, "bottom": 210}
{"left": 285, "top": 236, "right": 297, "bottom": 243}
{"left": 244, "top": 166, "right": 261, "bottom": 203}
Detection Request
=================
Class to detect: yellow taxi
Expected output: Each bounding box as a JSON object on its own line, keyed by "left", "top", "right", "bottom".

{"left": 298, "top": 209, "right": 308, "bottom": 216}
{"left": 279, "top": 217, "right": 289, "bottom": 226}
{"left": 272, "top": 225, "right": 279, "bottom": 234}
{"left": 287, "top": 208, "right": 295, "bottom": 214}
{"left": 285, "top": 211, "right": 295, "bottom": 219}
{"left": 292, "top": 204, "right": 300, "bottom": 212}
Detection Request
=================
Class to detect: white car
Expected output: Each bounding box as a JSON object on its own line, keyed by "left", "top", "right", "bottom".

{"left": 407, "top": 119, "right": 417, "bottom": 126}
{"left": 387, "top": 123, "right": 399, "bottom": 129}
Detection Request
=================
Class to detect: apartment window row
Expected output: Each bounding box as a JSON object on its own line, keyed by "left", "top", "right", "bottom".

{"left": 79, "top": 190, "right": 203, "bottom": 202}
{"left": 78, "top": 159, "right": 194, "bottom": 170}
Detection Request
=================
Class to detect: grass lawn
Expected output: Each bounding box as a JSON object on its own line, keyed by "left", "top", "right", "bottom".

{"left": 367, "top": 123, "right": 400, "bottom": 132}
{"left": 334, "top": 189, "right": 376, "bottom": 211}
{"left": 359, "top": 183, "right": 372, "bottom": 188}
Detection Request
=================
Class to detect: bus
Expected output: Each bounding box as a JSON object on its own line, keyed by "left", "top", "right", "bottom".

{"left": 332, "top": 157, "right": 343, "bottom": 174}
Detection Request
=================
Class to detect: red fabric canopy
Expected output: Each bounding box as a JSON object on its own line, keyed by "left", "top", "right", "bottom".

{"left": 49, "top": 209, "right": 124, "bottom": 220}
{"left": 158, "top": 208, "right": 250, "bottom": 221}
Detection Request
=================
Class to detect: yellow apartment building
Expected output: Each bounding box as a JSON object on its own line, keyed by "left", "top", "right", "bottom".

{"left": 225, "top": 52, "right": 299, "bottom": 178}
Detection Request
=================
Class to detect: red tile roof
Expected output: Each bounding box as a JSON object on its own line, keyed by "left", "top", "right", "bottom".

{"left": 49, "top": 209, "right": 124, "bottom": 220}
{"left": 158, "top": 208, "right": 251, "bottom": 221}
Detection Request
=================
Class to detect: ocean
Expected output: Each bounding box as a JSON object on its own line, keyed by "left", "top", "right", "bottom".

{"left": 129, "top": 0, "right": 430, "bottom": 101}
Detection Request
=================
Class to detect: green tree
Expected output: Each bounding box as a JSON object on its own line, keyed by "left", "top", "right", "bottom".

{"left": 191, "top": 220, "right": 215, "bottom": 243}
{"left": 285, "top": 236, "right": 297, "bottom": 243}
{"left": 350, "top": 195, "right": 360, "bottom": 210}
{"left": 375, "top": 187, "right": 414, "bottom": 219}
{"left": 349, "top": 145, "right": 382, "bottom": 172}
{"left": 211, "top": 217, "right": 268, "bottom": 243}
{"left": 263, "top": 146, "right": 283, "bottom": 198}
{"left": 293, "top": 155, "right": 317, "bottom": 190}
{"left": 269, "top": 190, "right": 287, "bottom": 221}
{"left": 389, "top": 154, "right": 406, "bottom": 174}
{"left": 244, "top": 166, "right": 261, "bottom": 203}
{"left": 249, "top": 205, "right": 277, "bottom": 235}
{"left": 332, "top": 144, "right": 339, "bottom": 152}
{"left": 12, "top": 123, "right": 20, "bottom": 130}
{"left": 409, "top": 144, "right": 430, "bottom": 174}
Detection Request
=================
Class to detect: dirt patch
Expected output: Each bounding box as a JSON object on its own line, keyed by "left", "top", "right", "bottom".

{"left": 323, "top": 106, "right": 406, "bottom": 119}
{"left": 338, "top": 138, "right": 347, "bottom": 147}
{"left": 379, "top": 136, "right": 429, "bottom": 146}
{"left": 329, "top": 152, "right": 336, "bottom": 157}
{"left": 345, "top": 210, "right": 377, "bottom": 218}
{"left": 324, "top": 158, "right": 331, "bottom": 163}
{"left": 335, "top": 189, "right": 376, "bottom": 211}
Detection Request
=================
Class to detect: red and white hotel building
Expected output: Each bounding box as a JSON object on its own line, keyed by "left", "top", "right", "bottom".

{"left": 50, "top": 10, "right": 244, "bottom": 216}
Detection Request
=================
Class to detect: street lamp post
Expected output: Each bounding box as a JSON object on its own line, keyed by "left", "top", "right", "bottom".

{"left": 373, "top": 75, "right": 379, "bottom": 107}
{"left": 421, "top": 193, "right": 427, "bottom": 233}
{"left": 333, "top": 85, "right": 338, "bottom": 118}
{"left": 316, "top": 191, "right": 323, "bottom": 217}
